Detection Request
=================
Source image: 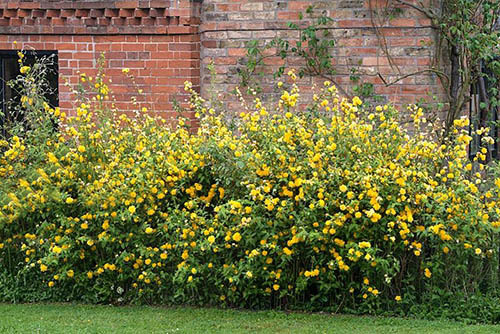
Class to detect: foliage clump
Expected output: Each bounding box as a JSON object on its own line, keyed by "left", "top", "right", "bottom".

{"left": 0, "top": 60, "right": 499, "bottom": 323}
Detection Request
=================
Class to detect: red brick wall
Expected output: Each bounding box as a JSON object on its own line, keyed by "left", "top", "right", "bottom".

{"left": 0, "top": 0, "right": 201, "bottom": 119}
{"left": 200, "top": 0, "right": 443, "bottom": 110}
{"left": 0, "top": 0, "right": 444, "bottom": 117}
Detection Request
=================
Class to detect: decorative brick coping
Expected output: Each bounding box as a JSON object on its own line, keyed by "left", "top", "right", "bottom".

{"left": 0, "top": 0, "right": 200, "bottom": 35}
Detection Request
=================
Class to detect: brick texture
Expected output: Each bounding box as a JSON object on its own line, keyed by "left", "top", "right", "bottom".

{"left": 0, "top": 0, "right": 443, "bottom": 117}
{"left": 200, "top": 0, "right": 443, "bottom": 110}
{"left": 0, "top": 0, "right": 201, "bottom": 119}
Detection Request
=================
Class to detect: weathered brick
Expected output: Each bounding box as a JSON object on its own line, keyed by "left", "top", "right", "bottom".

{"left": 111, "top": 17, "right": 125, "bottom": 25}
{"left": 276, "top": 11, "right": 300, "bottom": 20}
{"left": 104, "top": 8, "right": 119, "bottom": 17}
{"left": 390, "top": 18, "right": 417, "bottom": 27}
{"left": 0, "top": 0, "right": 437, "bottom": 116}
{"left": 141, "top": 17, "right": 155, "bottom": 25}
{"left": 97, "top": 17, "right": 111, "bottom": 25}
{"left": 75, "top": 9, "right": 90, "bottom": 17}
{"left": 134, "top": 8, "right": 149, "bottom": 17}
{"left": 227, "top": 31, "right": 252, "bottom": 39}
{"left": 205, "top": 13, "right": 228, "bottom": 21}
{"left": 9, "top": 18, "right": 22, "bottom": 26}
{"left": 60, "top": 9, "right": 75, "bottom": 18}
{"left": 3, "top": 9, "right": 17, "bottom": 18}
{"left": 89, "top": 9, "right": 104, "bottom": 18}
{"left": 149, "top": 8, "right": 165, "bottom": 17}
{"left": 240, "top": 3, "right": 263, "bottom": 11}
{"left": 339, "top": 0, "right": 365, "bottom": 9}
{"left": 115, "top": 1, "right": 139, "bottom": 9}
{"left": 119, "top": 9, "right": 134, "bottom": 17}
{"left": 228, "top": 12, "right": 253, "bottom": 21}
{"left": 17, "top": 9, "right": 32, "bottom": 18}
{"left": 254, "top": 11, "right": 275, "bottom": 20}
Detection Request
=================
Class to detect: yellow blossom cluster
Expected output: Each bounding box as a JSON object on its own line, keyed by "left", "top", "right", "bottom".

{"left": 0, "top": 61, "right": 498, "bottom": 310}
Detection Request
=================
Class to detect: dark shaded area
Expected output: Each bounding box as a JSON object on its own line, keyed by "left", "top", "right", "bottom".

{"left": 469, "top": 58, "right": 500, "bottom": 161}
{"left": 0, "top": 50, "right": 58, "bottom": 138}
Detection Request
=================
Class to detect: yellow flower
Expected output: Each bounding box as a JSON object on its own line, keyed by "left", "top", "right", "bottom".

{"left": 273, "top": 284, "right": 279, "bottom": 291}
{"left": 424, "top": 268, "right": 432, "bottom": 278}
{"left": 232, "top": 232, "right": 242, "bottom": 242}
{"left": 339, "top": 185, "right": 348, "bottom": 193}
{"left": 122, "top": 68, "right": 130, "bottom": 74}
{"left": 359, "top": 241, "right": 371, "bottom": 249}
{"left": 475, "top": 248, "right": 482, "bottom": 255}
{"left": 20, "top": 66, "right": 30, "bottom": 74}
{"left": 47, "top": 152, "right": 58, "bottom": 163}
{"left": 283, "top": 247, "right": 292, "bottom": 256}
{"left": 87, "top": 272, "right": 93, "bottom": 279}
{"left": 77, "top": 145, "right": 86, "bottom": 153}
{"left": 395, "top": 295, "right": 401, "bottom": 301}
{"left": 208, "top": 235, "right": 215, "bottom": 244}
{"left": 128, "top": 206, "right": 136, "bottom": 214}
{"left": 352, "top": 96, "right": 362, "bottom": 106}
{"left": 67, "top": 270, "right": 74, "bottom": 278}
{"left": 40, "top": 264, "right": 48, "bottom": 272}
{"left": 145, "top": 227, "right": 153, "bottom": 234}
{"left": 48, "top": 281, "right": 55, "bottom": 287}
{"left": 66, "top": 197, "right": 74, "bottom": 204}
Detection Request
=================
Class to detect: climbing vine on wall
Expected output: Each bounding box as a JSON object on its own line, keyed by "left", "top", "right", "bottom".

{"left": 238, "top": 1, "right": 499, "bottom": 157}
{"left": 371, "top": 0, "right": 500, "bottom": 144}
{"left": 238, "top": 6, "right": 380, "bottom": 102}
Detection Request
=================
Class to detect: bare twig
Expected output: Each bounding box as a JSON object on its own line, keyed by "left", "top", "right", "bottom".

{"left": 394, "top": 0, "right": 437, "bottom": 19}
{"left": 378, "top": 69, "right": 450, "bottom": 87}
{"left": 368, "top": 0, "right": 401, "bottom": 73}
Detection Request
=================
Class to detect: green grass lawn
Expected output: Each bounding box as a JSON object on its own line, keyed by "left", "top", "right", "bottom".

{"left": 0, "top": 303, "right": 499, "bottom": 334}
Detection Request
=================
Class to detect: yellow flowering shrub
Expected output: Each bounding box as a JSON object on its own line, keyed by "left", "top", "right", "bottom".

{"left": 0, "top": 60, "right": 499, "bottom": 320}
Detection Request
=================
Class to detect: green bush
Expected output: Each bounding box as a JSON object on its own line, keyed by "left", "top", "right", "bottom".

{"left": 0, "top": 60, "right": 499, "bottom": 322}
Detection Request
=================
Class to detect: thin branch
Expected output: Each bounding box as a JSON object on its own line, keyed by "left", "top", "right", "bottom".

{"left": 394, "top": 0, "right": 437, "bottom": 19}
{"left": 378, "top": 69, "right": 450, "bottom": 87}
{"left": 471, "top": 0, "right": 486, "bottom": 22}
{"left": 369, "top": 0, "right": 401, "bottom": 73}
